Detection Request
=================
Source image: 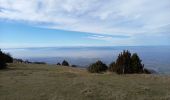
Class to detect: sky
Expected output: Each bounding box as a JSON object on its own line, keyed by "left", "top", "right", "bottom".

{"left": 0, "top": 0, "right": 170, "bottom": 48}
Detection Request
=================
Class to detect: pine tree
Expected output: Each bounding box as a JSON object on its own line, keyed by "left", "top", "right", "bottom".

{"left": 115, "top": 50, "right": 131, "bottom": 74}
{"left": 109, "top": 62, "right": 116, "bottom": 72}
{"left": 110, "top": 50, "right": 149, "bottom": 74}
{"left": 131, "top": 53, "right": 144, "bottom": 73}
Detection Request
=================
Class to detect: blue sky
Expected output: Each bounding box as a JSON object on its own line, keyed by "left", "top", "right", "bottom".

{"left": 0, "top": 0, "right": 170, "bottom": 48}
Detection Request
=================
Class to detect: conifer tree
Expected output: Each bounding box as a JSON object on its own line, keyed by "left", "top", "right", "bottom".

{"left": 109, "top": 50, "right": 149, "bottom": 74}
{"left": 115, "top": 50, "right": 131, "bottom": 74}
{"left": 131, "top": 53, "right": 144, "bottom": 73}
{"left": 109, "top": 62, "right": 116, "bottom": 72}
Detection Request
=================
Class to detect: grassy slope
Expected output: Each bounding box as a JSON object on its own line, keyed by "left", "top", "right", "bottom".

{"left": 0, "top": 63, "right": 170, "bottom": 100}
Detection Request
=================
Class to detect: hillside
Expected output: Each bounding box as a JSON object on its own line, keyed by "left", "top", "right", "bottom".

{"left": 0, "top": 63, "right": 170, "bottom": 100}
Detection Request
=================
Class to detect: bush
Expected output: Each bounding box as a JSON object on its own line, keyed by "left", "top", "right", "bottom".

{"left": 143, "top": 68, "right": 151, "bottom": 74}
{"left": 57, "top": 63, "right": 61, "bottom": 65}
{"left": 109, "top": 50, "right": 150, "bottom": 74}
{"left": 0, "top": 61, "right": 7, "bottom": 69}
{"left": 0, "top": 50, "right": 13, "bottom": 63}
{"left": 33, "top": 62, "right": 46, "bottom": 64}
{"left": 87, "top": 60, "right": 108, "bottom": 73}
{"left": 0, "top": 49, "right": 13, "bottom": 69}
{"left": 62, "top": 60, "right": 69, "bottom": 66}
{"left": 109, "top": 62, "right": 116, "bottom": 72}
{"left": 71, "top": 65, "right": 77, "bottom": 67}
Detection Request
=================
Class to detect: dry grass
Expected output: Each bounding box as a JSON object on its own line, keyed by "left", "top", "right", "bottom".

{"left": 0, "top": 63, "right": 170, "bottom": 100}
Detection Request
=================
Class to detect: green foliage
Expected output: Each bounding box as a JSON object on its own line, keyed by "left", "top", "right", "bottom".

{"left": 143, "top": 68, "right": 151, "bottom": 74}
{"left": 0, "top": 49, "right": 13, "bottom": 69}
{"left": 109, "top": 50, "right": 150, "bottom": 74}
{"left": 0, "top": 49, "right": 13, "bottom": 63}
{"left": 32, "top": 62, "right": 46, "bottom": 64}
{"left": 0, "top": 61, "right": 7, "bottom": 69}
{"left": 71, "top": 65, "right": 77, "bottom": 67}
{"left": 62, "top": 60, "right": 69, "bottom": 66}
{"left": 57, "top": 63, "right": 61, "bottom": 65}
{"left": 116, "top": 50, "right": 132, "bottom": 74}
{"left": 109, "top": 62, "right": 116, "bottom": 72}
{"left": 87, "top": 60, "right": 108, "bottom": 73}
{"left": 131, "top": 53, "right": 144, "bottom": 73}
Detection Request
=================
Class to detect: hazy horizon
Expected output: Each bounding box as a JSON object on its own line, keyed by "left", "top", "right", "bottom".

{"left": 2, "top": 46, "right": 170, "bottom": 74}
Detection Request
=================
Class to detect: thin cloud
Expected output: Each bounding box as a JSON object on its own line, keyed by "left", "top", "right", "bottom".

{"left": 0, "top": 0, "right": 170, "bottom": 37}
{"left": 87, "top": 34, "right": 130, "bottom": 41}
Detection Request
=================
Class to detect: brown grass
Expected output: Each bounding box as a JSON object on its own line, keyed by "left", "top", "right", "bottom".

{"left": 0, "top": 63, "right": 170, "bottom": 100}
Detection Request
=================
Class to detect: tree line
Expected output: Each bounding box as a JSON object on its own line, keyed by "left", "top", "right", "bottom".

{"left": 0, "top": 48, "right": 151, "bottom": 74}
{"left": 87, "top": 50, "right": 151, "bottom": 74}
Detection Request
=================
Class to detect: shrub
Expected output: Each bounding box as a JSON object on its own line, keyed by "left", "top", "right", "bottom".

{"left": 130, "top": 53, "right": 144, "bottom": 73}
{"left": 143, "top": 68, "right": 151, "bottom": 74}
{"left": 0, "top": 49, "right": 13, "bottom": 69}
{"left": 62, "top": 60, "right": 69, "bottom": 66}
{"left": 33, "top": 62, "right": 46, "bottom": 64}
{"left": 87, "top": 60, "right": 108, "bottom": 73}
{"left": 109, "top": 62, "right": 116, "bottom": 72}
{"left": 0, "top": 61, "right": 7, "bottom": 69}
{"left": 0, "top": 50, "right": 13, "bottom": 63}
{"left": 71, "top": 65, "right": 77, "bottom": 67}
{"left": 57, "top": 63, "right": 61, "bottom": 65}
